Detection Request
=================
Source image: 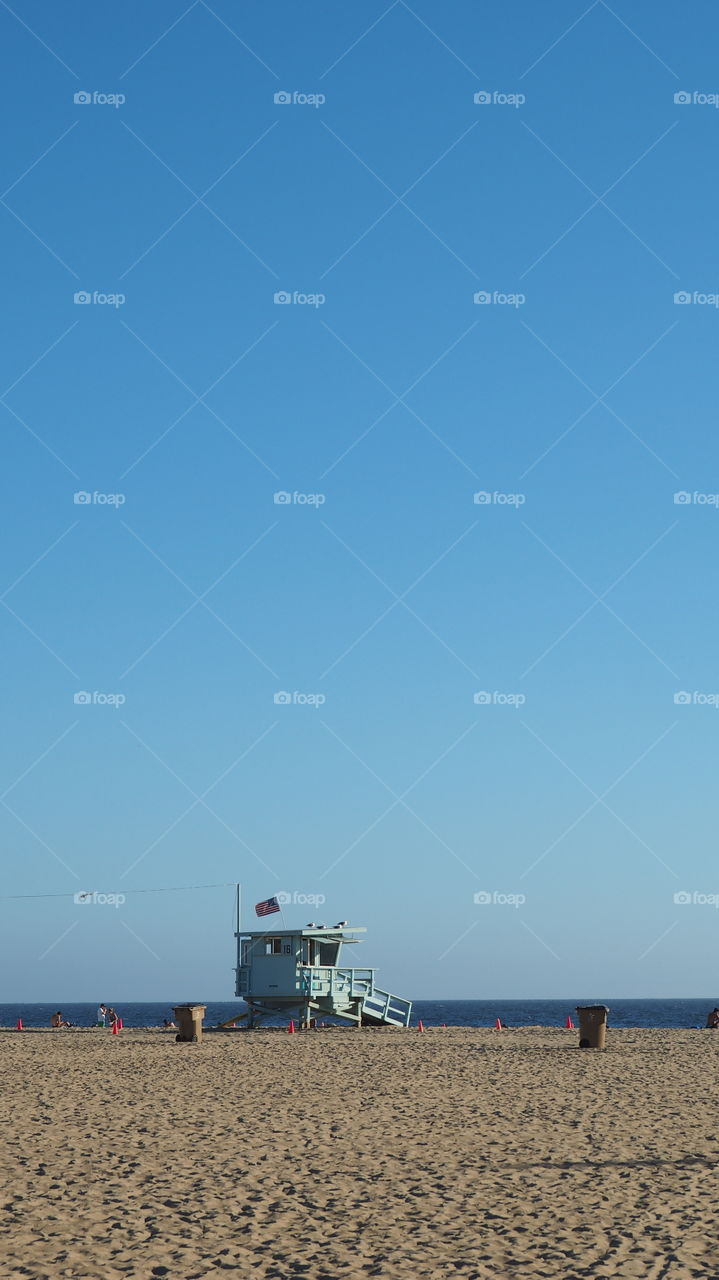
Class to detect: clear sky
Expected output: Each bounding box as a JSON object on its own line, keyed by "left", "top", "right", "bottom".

{"left": 1, "top": 1, "right": 717, "bottom": 1002}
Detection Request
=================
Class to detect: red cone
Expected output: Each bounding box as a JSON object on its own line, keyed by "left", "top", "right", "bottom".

{"left": 111, "top": 1020, "right": 119, "bottom": 1035}
{"left": 417, "top": 1020, "right": 424, "bottom": 1032}
{"left": 16, "top": 1018, "right": 22, "bottom": 1031}
{"left": 117, "top": 1019, "right": 123, "bottom": 1030}
{"left": 495, "top": 1017, "right": 502, "bottom": 1030}
{"left": 565, "top": 1015, "right": 574, "bottom": 1029}
{"left": 288, "top": 1019, "right": 295, "bottom": 1034}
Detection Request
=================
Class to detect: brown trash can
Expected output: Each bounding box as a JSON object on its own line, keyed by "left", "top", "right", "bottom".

{"left": 576, "top": 1004, "right": 609, "bottom": 1049}
{"left": 173, "top": 1004, "right": 206, "bottom": 1043}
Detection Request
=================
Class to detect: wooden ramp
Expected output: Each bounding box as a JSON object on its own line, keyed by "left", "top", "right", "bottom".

{"left": 360, "top": 985, "right": 412, "bottom": 1027}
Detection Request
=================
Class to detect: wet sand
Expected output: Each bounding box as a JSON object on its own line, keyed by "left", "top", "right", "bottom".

{"left": 1, "top": 1026, "right": 717, "bottom": 1278}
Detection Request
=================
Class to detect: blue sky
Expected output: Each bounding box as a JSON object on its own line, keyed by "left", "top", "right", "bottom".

{"left": 1, "top": 1, "right": 718, "bottom": 1002}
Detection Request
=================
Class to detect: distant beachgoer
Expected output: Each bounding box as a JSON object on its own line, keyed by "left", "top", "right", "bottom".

{"left": 50, "top": 1011, "right": 71, "bottom": 1028}
{"left": 107, "top": 1007, "right": 119, "bottom": 1028}
{"left": 96, "top": 1004, "right": 107, "bottom": 1027}
{"left": 706, "top": 1008, "right": 719, "bottom": 1029}
{"left": 163, "top": 1019, "right": 176, "bottom": 1029}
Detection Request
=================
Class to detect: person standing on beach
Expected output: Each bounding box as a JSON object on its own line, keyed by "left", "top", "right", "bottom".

{"left": 96, "top": 1003, "right": 107, "bottom": 1027}
{"left": 107, "top": 1007, "right": 119, "bottom": 1029}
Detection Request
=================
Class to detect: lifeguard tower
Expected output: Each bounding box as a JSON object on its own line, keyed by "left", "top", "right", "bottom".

{"left": 235, "top": 924, "right": 412, "bottom": 1028}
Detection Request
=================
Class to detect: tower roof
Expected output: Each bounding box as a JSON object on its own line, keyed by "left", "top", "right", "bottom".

{"left": 237, "top": 925, "right": 366, "bottom": 940}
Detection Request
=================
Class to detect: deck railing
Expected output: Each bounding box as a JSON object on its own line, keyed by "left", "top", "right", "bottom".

{"left": 235, "top": 964, "right": 375, "bottom": 1000}
{"left": 298, "top": 966, "right": 376, "bottom": 1002}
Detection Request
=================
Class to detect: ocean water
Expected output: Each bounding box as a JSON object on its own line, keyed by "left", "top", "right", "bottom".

{"left": 1, "top": 998, "right": 717, "bottom": 1029}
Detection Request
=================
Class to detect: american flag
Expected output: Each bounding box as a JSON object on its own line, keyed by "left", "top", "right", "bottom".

{"left": 255, "top": 896, "right": 280, "bottom": 917}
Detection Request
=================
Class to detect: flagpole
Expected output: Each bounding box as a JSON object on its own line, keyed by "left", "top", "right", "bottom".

{"left": 234, "top": 884, "right": 242, "bottom": 1002}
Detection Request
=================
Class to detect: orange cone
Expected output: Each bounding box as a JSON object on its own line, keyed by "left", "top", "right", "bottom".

{"left": 565, "top": 1015, "right": 574, "bottom": 1029}
{"left": 288, "top": 1019, "right": 295, "bottom": 1034}
{"left": 417, "top": 1020, "right": 424, "bottom": 1032}
{"left": 117, "top": 1019, "right": 123, "bottom": 1030}
{"left": 111, "top": 1020, "right": 119, "bottom": 1035}
{"left": 16, "top": 1018, "right": 22, "bottom": 1031}
{"left": 495, "top": 1017, "right": 502, "bottom": 1030}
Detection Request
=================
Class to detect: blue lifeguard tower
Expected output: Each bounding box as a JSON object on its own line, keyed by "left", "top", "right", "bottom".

{"left": 235, "top": 923, "right": 412, "bottom": 1028}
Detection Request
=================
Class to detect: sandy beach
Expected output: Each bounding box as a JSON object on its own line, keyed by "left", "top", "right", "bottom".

{"left": 0, "top": 1026, "right": 717, "bottom": 1279}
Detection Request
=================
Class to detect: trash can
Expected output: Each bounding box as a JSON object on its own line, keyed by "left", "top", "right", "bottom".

{"left": 173, "top": 1004, "right": 206, "bottom": 1043}
{"left": 576, "top": 1004, "right": 609, "bottom": 1049}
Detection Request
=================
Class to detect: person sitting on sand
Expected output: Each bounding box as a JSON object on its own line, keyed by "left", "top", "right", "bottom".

{"left": 162, "top": 1019, "right": 176, "bottom": 1029}
{"left": 706, "top": 1008, "right": 719, "bottom": 1029}
{"left": 50, "top": 1011, "right": 71, "bottom": 1028}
